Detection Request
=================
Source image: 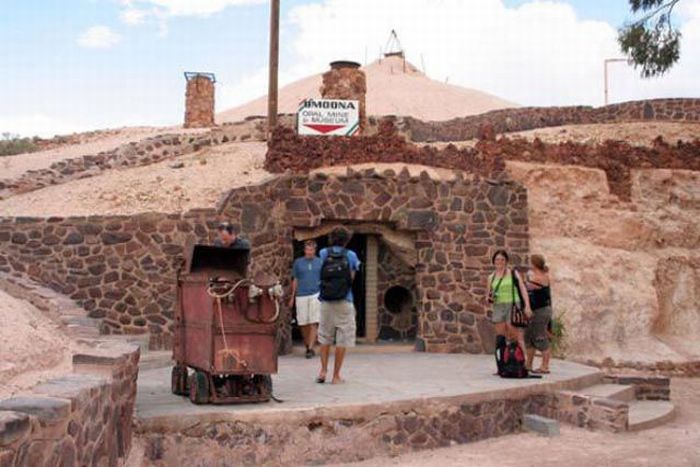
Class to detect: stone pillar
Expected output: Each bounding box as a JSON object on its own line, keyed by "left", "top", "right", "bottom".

{"left": 184, "top": 73, "right": 215, "bottom": 128}
{"left": 320, "top": 60, "right": 367, "bottom": 134}
{"left": 364, "top": 235, "right": 379, "bottom": 342}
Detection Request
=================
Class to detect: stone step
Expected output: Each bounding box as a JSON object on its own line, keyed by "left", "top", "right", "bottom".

{"left": 628, "top": 400, "right": 676, "bottom": 431}
{"left": 579, "top": 383, "right": 636, "bottom": 402}
{"left": 99, "top": 334, "right": 151, "bottom": 354}
{"left": 65, "top": 325, "right": 100, "bottom": 338}
{"left": 139, "top": 351, "right": 173, "bottom": 371}
{"left": 60, "top": 315, "right": 100, "bottom": 327}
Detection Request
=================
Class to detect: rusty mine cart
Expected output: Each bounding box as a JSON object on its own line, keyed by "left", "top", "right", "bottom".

{"left": 171, "top": 244, "right": 283, "bottom": 404}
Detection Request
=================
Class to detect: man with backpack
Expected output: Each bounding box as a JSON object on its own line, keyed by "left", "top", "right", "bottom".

{"left": 316, "top": 228, "right": 360, "bottom": 385}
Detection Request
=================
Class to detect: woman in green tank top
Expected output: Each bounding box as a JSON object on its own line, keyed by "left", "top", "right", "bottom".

{"left": 487, "top": 250, "right": 532, "bottom": 356}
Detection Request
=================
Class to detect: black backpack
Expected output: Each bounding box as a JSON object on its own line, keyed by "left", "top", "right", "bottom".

{"left": 497, "top": 342, "right": 540, "bottom": 379}
{"left": 319, "top": 248, "right": 352, "bottom": 301}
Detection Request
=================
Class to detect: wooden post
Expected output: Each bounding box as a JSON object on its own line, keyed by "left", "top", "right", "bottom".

{"left": 267, "top": 0, "right": 280, "bottom": 136}
{"left": 364, "top": 235, "right": 379, "bottom": 343}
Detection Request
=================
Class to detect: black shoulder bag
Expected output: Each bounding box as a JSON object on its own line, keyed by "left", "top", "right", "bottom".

{"left": 510, "top": 269, "right": 529, "bottom": 328}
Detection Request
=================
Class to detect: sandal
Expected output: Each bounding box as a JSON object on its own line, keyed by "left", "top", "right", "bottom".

{"left": 315, "top": 376, "right": 326, "bottom": 384}
{"left": 532, "top": 368, "right": 550, "bottom": 374}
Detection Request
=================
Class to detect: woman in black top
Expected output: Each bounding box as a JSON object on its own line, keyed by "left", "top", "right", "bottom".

{"left": 525, "top": 254, "right": 552, "bottom": 373}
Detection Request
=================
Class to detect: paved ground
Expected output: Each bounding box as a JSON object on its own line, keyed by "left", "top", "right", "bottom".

{"left": 135, "top": 352, "right": 599, "bottom": 425}
{"left": 336, "top": 378, "right": 700, "bottom": 467}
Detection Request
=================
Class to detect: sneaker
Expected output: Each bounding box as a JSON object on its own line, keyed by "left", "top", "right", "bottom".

{"left": 305, "top": 348, "right": 315, "bottom": 359}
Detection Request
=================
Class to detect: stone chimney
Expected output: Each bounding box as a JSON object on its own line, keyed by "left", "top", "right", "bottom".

{"left": 320, "top": 61, "right": 367, "bottom": 134}
{"left": 184, "top": 72, "right": 215, "bottom": 128}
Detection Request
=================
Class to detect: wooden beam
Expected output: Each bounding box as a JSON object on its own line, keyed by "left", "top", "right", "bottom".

{"left": 267, "top": 0, "right": 280, "bottom": 136}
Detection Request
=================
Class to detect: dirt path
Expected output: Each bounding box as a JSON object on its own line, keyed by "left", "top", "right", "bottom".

{"left": 337, "top": 378, "right": 700, "bottom": 467}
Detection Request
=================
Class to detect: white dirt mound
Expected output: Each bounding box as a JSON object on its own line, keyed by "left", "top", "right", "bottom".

{"left": 218, "top": 56, "right": 516, "bottom": 123}
{"left": 0, "top": 142, "right": 269, "bottom": 216}
{"left": 2, "top": 127, "right": 168, "bottom": 179}
{"left": 0, "top": 289, "right": 72, "bottom": 398}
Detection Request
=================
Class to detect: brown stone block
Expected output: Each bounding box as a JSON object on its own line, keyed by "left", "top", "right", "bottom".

{"left": 0, "top": 411, "right": 31, "bottom": 447}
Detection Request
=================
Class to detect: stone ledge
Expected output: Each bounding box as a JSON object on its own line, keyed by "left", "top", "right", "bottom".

{"left": 72, "top": 340, "right": 140, "bottom": 367}
{"left": 0, "top": 397, "right": 71, "bottom": 426}
{"left": 604, "top": 375, "right": 671, "bottom": 401}
{"left": 31, "top": 374, "right": 110, "bottom": 411}
{"left": 0, "top": 337, "right": 140, "bottom": 465}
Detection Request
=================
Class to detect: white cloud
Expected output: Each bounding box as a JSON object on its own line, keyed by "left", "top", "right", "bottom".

{"left": 124, "top": 0, "right": 265, "bottom": 18}
{"left": 118, "top": 0, "right": 265, "bottom": 37}
{"left": 77, "top": 26, "right": 122, "bottom": 49}
{"left": 120, "top": 8, "right": 149, "bottom": 25}
{"left": 241, "top": 0, "right": 698, "bottom": 108}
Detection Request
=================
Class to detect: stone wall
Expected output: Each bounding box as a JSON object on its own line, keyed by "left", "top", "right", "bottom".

{"left": 603, "top": 375, "right": 671, "bottom": 400}
{"left": 0, "top": 340, "right": 140, "bottom": 467}
{"left": 398, "top": 98, "right": 700, "bottom": 142}
{"left": 0, "top": 167, "right": 528, "bottom": 354}
{"left": 219, "top": 168, "right": 529, "bottom": 354}
{"left": 265, "top": 122, "right": 700, "bottom": 202}
{"left": 264, "top": 123, "right": 506, "bottom": 178}
{"left": 549, "top": 391, "right": 629, "bottom": 433}
{"left": 321, "top": 61, "right": 367, "bottom": 133}
{"left": 377, "top": 242, "right": 417, "bottom": 341}
{"left": 184, "top": 75, "right": 215, "bottom": 128}
{"left": 139, "top": 392, "right": 559, "bottom": 465}
{"left": 0, "top": 211, "right": 218, "bottom": 349}
{"left": 590, "top": 359, "right": 700, "bottom": 378}
{"left": 138, "top": 382, "right": 638, "bottom": 465}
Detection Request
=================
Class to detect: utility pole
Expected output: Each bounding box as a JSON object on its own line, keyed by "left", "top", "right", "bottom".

{"left": 267, "top": 0, "right": 280, "bottom": 136}
{"left": 604, "top": 58, "right": 628, "bottom": 106}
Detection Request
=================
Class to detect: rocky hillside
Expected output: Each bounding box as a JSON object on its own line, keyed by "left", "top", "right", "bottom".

{"left": 508, "top": 161, "right": 700, "bottom": 369}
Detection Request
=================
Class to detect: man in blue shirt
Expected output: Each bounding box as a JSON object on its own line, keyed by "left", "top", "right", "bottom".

{"left": 317, "top": 228, "right": 361, "bottom": 384}
{"left": 288, "top": 240, "right": 323, "bottom": 359}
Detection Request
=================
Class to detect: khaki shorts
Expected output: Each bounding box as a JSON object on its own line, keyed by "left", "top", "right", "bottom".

{"left": 295, "top": 293, "right": 320, "bottom": 326}
{"left": 318, "top": 300, "right": 356, "bottom": 347}
{"left": 491, "top": 303, "right": 512, "bottom": 324}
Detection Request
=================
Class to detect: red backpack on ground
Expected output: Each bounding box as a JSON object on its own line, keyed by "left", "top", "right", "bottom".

{"left": 496, "top": 341, "right": 540, "bottom": 379}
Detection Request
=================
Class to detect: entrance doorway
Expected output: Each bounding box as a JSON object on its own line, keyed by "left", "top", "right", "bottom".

{"left": 291, "top": 234, "right": 367, "bottom": 341}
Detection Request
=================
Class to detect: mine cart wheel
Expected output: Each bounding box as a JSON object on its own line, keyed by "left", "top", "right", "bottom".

{"left": 171, "top": 365, "right": 188, "bottom": 396}
{"left": 254, "top": 374, "right": 273, "bottom": 397}
{"left": 188, "top": 371, "right": 211, "bottom": 404}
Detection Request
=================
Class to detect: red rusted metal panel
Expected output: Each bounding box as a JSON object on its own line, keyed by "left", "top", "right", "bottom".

{"left": 172, "top": 244, "right": 281, "bottom": 404}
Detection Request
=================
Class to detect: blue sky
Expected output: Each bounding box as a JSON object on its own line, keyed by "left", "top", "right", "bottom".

{"left": 1, "top": 0, "right": 699, "bottom": 136}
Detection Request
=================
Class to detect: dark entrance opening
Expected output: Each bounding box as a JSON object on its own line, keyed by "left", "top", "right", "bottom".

{"left": 291, "top": 233, "right": 367, "bottom": 342}
{"left": 379, "top": 285, "right": 417, "bottom": 342}
{"left": 384, "top": 286, "right": 412, "bottom": 314}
